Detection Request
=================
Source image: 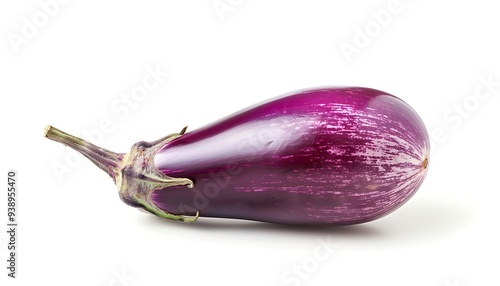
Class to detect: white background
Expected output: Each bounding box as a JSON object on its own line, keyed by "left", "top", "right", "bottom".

{"left": 1, "top": 1, "right": 499, "bottom": 286}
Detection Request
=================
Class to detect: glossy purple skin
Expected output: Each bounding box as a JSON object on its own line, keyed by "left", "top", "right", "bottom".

{"left": 152, "top": 87, "right": 429, "bottom": 225}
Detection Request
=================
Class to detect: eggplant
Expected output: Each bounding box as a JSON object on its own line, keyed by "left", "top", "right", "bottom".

{"left": 45, "top": 87, "right": 429, "bottom": 225}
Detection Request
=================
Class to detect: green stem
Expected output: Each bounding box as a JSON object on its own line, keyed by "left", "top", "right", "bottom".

{"left": 44, "top": 126, "right": 123, "bottom": 182}
{"left": 44, "top": 125, "right": 199, "bottom": 223}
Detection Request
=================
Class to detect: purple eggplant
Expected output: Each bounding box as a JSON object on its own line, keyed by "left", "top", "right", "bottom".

{"left": 45, "top": 87, "right": 429, "bottom": 225}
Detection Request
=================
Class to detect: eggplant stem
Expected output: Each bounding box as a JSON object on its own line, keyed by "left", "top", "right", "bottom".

{"left": 44, "top": 125, "right": 123, "bottom": 182}
{"left": 44, "top": 125, "right": 200, "bottom": 223}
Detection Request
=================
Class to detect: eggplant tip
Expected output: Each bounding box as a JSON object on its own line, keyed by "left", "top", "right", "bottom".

{"left": 422, "top": 157, "right": 429, "bottom": 169}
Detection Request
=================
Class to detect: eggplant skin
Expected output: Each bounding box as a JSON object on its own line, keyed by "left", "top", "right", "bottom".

{"left": 152, "top": 87, "right": 429, "bottom": 225}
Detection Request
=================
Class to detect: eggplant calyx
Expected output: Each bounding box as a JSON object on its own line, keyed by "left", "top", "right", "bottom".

{"left": 117, "top": 127, "right": 199, "bottom": 222}
{"left": 44, "top": 125, "right": 200, "bottom": 223}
